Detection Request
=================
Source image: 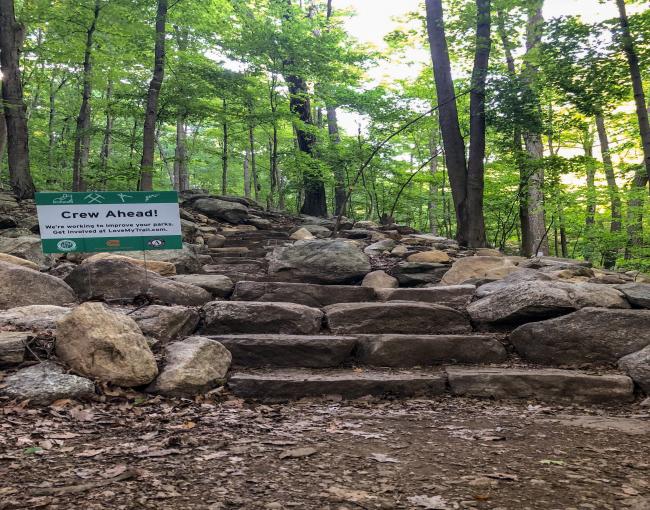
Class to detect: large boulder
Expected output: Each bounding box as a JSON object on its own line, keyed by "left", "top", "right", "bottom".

{"left": 201, "top": 301, "right": 323, "bottom": 335}
{"left": 130, "top": 305, "right": 200, "bottom": 343}
{"left": 112, "top": 244, "right": 202, "bottom": 274}
{"left": 167, "top": 274, "right": 234, "bottom": 298}
{"left": 0, "top": 235, "right": 53, "bottom": 267}
{"left": 325, "top": 302, "right": 471, "bottom": 335}
{"left": 65, "top": 257, "right": 212, "bottom": 306}
{"left": 0, "top": 262, "right": 76, "bottom": 310}
{"left": 475, "top": 269, "right": 554, "bottom": 299}
{"left": 441, "top": 256, "right": 519, "bottom": 285}
{"left": 0, "top": 305, "right": 70, "bottom": 332}
{"left": 147, "top": 336, "right": 231, "bottom": 397}
{"left": 267, "top": 239, "right": 371, "bottom": 284}
{"left": 615, "top": 283, "right": 650, "bottom": 309}
{"left": 83, "top": 253, "right": 176, "bottom": 276}
{"left": 394, "top": 262, "right": 449, "bottom": 286}
{"left": 618, "top": 346, "right": 650, "bottom": 393}
{"left": 56, "top": 302, "right": 158, "bottom": 387}
{"left": 0, "top": 252, "right": 39, "bottom": 270}
{"left": 191, "top": 197, "right": 249, "bottom": 224}
{"left": 2, "top": 362, "right": 95, "bottom": 406}
{"left": 510, "top": 308, "right": 650, "bottom": 365}
{"left": 468, "top": 281, "right": 629, "bottom": 324}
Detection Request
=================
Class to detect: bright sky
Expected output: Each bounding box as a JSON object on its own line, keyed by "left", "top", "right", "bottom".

{"left": 332, "top": 0, "right": 643, "bottom": 133}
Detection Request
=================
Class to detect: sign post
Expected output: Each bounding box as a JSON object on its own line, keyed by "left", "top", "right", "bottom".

{"left": 35, "top": 191, "right": 183, "bottom": 254}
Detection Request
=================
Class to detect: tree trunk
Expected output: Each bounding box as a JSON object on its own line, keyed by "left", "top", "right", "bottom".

{"left": 428, "top": 131, "right": 439, "bottom": 235}
{"left": 0, "top": 94, "right": 7, "bottom": 178}
{"left": 221, "top": 98, "right": 228, "bottom": 195}
{"left": 249, "top": 126, "right": 259, "bottom": 202}
{"left": 72, "top": 0, "right": 100, "bottom": 192}
{"left": 596, "top": 114, "right": 621, "bottom": 268}
{"left": 616, "top": 0, "right": 650, "bottom": 258}
{"left": 243, "top": 148, "right": 251, "bottom": 199}
{"left": 583, "top": 127, "right": 596, "bottom": 261}
{"left": 139, "top": 0, "right": 168, "bottom": 191}
{"left": 425, "top": 0, "right": 489, "bottom": 248}
{"left": 287, "top": 74, "right": 327, "bottom": 217}
{"left": 174, "top": 112, "right": 189, "bottom": 191}
{"left": 0, "top": 0, "right": 35, "bottom": 199}
{"left": 99, "top": 79, "right": 113, "bottom": 186}
{"left": 327, "top": 105, "right": 346, "bottom": 215}
{"left": 521, "top": 1, "right": 549, "bottom": 256}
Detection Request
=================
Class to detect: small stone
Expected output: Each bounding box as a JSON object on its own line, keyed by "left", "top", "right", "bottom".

{"left": 391, "top": 245, "right": 409, "bottom": 257}
{"left": 407, "top": 250, "right": 451, "bottom": 264}
{"left": 206, "top": 234, "right": 226, "bottom": 249}
{"left": 290, "top": 228, "right": 316, "bottom": 241}
{"left": 362, "top": 270, "right": 398, "bottom": 289}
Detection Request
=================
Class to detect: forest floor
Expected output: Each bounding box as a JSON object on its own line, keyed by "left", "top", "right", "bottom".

{"left": 1, "top": 394, "right": 649, "bottom": 510}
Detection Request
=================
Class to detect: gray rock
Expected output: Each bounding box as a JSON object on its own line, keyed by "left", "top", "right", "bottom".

{"left": 468, "top": 281, "right": 629, "bottom": 324}
{"left": 168, "top": 274, "right": 234, "bottom": 298}
{"left": 475, "top": 269, "right": 554, "bottom": 299}
{"left": 441, "top": 256, "right": 519, "bottom": 285}
{"left": 65, "top": 258, "right": 212, "bottom": 306}
{"left": 0, "top": 305, "right": 70, "bottom": 332}
{"left": 0, "top": 235, "right": 54, "bottom": 267}
{"left": 212, "top": 334, "right": 357, "bottom": 368}
{"left": 0, "top": 214, "right": 17, "bottom": 229}
{"left": 619, "top": 346, "right": 650, "bottom": 393}
{"left": 207, "top": 234, "right": 227, "bottom": 248}
{"left": 0, "top": 262, "right": 76, "bottom": 310}
{"left": 191, "top": 197, "right": 249, "bottom": 224}
{"left": 232, "top": 281, "right": 376, "bottom": 308}
{"left": 364, "top": 239, "right": 397, "bottom": 255}
{"left": 446, "top": 367, "right": 634, "bottom": 404}
{"left": 147, "top": 336, "right": 232, "bottom": 397}
{"left": 361, "top": 270, "right": 399, "bottom": 290}
{"left": 510, "top": 308, "right": 650, "bottom": 365}
{"left": 298, "top": 224, "right": 332, "bottom": 238}
{"left": 325, "top": 302, "right": 471, "bottom": 335}
{"left": 615, "top": 283, "right": 650, "bottom": 309}
{"left": 130, "top": 305, "right": 200, "bottom": 343}
{"left": 356, "top": 334, "right": 507, "bottom": 367}
{"left": 113, "top": 244, "right": 202, "bottom": 274}
{"left": 394, "top": 262, "right": 448, "bottom": 287}
{"left": 0, "top": 331, "right": 28, "bottom": 365}
{"left": 520, "top": 256, "right": 592, "bottom": 269}
{"left": 376, "top": 285, "right": 475, "bottom": 309}
{"left": 2, "top": 362, "right": 95, "bottom": 405}
{"left": 201, "top": 301, "right": 324, "bottom": 335}
{"left": 267, "top": 239, "right": 371, "bottom": 284}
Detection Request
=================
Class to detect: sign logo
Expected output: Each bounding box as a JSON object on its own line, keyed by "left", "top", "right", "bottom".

{"left": 56, "top": 239, "right": 77, "bottom": 252}
{"left": 147, "top": 239, "right": 165, "bottom": 248}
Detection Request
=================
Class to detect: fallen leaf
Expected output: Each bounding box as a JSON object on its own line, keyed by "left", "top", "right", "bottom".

{"left": 369, "top": 453, "right": 399, "bottom": 463}
{"left": 102, "top": 464, "right": 128, "bottom": 479}
{"left": 540, "top": 459, "right": 565, "bottom": 466}
{"left": 137, "top": 448, "right": 181, "bottom": 458}
{"left": 279, "top": 447, "right": 317, "bottom": 459}
{"left": 69, "top": 408, "right": 95, "bottom": 422}
{"left": 485, "top": 472, "right": 519, "bottom": 481}
{"left": 75, "top": 449, "right": 106, "bottom": 458}
{"left": 407, "top": 495, "right": 450, "bottom": 509}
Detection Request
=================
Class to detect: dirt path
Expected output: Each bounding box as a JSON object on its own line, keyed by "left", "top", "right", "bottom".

{"left": 1, "top": 395, "right": 649, "bottom": 509}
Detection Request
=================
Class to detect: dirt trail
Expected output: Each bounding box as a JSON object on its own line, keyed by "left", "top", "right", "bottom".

{"left": 2, "top": 396, "right": 649, "bottom": 509}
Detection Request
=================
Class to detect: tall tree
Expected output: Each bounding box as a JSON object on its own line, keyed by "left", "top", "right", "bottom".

{"left": 615, "top": 0, "right": 650, "bottom": 257}
{"left": 425, "top": 0, "right": 490, "bottom": 248}
{"left": 140, "top": 0, "right": 168, "bottom": 191}
{"left": 72, "top": 0, "right": 101, "bottom": 192}
{"left": 0, "top": 0, "right": 35, "bottom": 199}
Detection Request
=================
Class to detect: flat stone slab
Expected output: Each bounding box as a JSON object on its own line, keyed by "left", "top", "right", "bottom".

{"left": 447, "top": 367, "right": 634, "bottom": 404}
{"left": 228, "top": 369, "right": 447, "bottom": 401}
{"left": 231, "top": 281, "right": 376, "bottom": 308}
{"left": 209, "top": 335, "right": 357, "bottom": 368}
{"left": 356, "top": 335, "right": 507, "bottom": 367}
{"left": 0, "top": 331, "right": 28, "bottom": 365}
{"left": 201, "top": 301, "right": 324, "bottom": 335}
{"left": 325, "top": 302, "right": 471, "bottom": 335}
{"left": 374, "top": 285, "right": 475, "bottom": 309}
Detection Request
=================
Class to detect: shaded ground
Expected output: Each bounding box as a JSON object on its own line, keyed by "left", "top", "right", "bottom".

{"left": 1, "top": 394, "right": 649, "bottom": 510}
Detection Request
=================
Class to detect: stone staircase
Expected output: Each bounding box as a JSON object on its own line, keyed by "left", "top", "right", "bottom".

{"left": 196, "top": 281, "right": 636, "bottom": 405}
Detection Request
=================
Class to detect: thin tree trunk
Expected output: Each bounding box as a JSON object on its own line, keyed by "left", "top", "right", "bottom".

{"left": 221, "top": 98, "right": 228, "bottom": 195}
{"left": 583, "top": 127, "right": 596, "bottom": 261}
{"left": 99, "top": 79, "right": 113, "bottom": 186}
{"left": 616, "top": 0, "right": 650, "bottom": 258}
{"left": 72, "top": 0, "right": 100, "bottom": 192}
{"left": 249, "top": 126, "right": 259, "bottom": 202}
{"left": 0, "top": 0, "right": 35, "bottom": 199}
{"left": 243, "top": 148, "right": 251, "bottom": 198}
{"left": 0, "top": 106, "right": 6, "bottom": 178}
{"left": 174, "top": 112, "right": 189, "bottom": 191}
{"left": 327, "top": 106, "right": 346, "bottom": 215}
{"left": 596, "top": 114, "right": 622, "bottom": 268}
{"left": 139, "top": 0, "right": 168, "bottom": 191}
{"left": 521, "top": 1, "right": 549, "bottom": 256}
{"left": 428, "top": 131, "right": 439, "bottom": 235}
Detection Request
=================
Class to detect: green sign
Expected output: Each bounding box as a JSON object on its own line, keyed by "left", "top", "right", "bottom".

{"left": 35, "top": 191, "right": 183, "bottom": 254}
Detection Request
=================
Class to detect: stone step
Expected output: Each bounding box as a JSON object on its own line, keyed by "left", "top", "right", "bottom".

{"left": 325, "top": 302, "right": 471, "bottom": 335}
{"left": 228, "top": 368, "right": 447, "bottom": 401}
{"left": 231, "top": 281, "right": 376, "bottom": 308}
{"left": 210, "top": 334, "right": 506, "bottom": 368}
{"left": 446, "top": 367, "right": 634, "bottom": 405}
{"left": 209, "top": 334, "right": 358, "bottom": 368}
{"left": 228, "top": 367, "right": 635, "bottom": 404}
{"left": 374, "top": 285, "right": 475, "bottom": 309}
